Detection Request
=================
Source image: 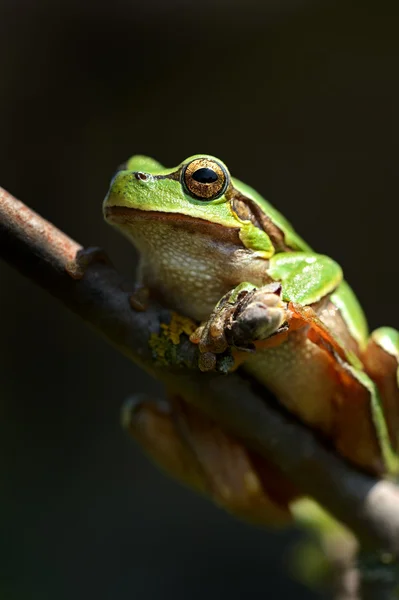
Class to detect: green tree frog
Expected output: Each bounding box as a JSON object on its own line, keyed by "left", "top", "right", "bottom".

{"left": 103, "top": 155, "right": 399, "bottom": 524}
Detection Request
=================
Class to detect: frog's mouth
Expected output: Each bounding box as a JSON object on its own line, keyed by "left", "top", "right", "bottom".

{"left": 104, "top": 206, "right": 242, "bottom": 243}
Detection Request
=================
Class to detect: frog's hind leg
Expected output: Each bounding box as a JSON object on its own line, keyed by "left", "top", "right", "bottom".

{"left": 272, "top": 303, "right": 395, "bottom": 475}
{"left": 122, "top": 393, "right": 298, "bottom": 526}
{"left": 362, "top": 327, "right": 399, "bottom": 453}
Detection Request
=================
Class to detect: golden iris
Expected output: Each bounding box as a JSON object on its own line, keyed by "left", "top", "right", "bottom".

{"left": 182, "top": 158, "right": 228, "bottom": 200}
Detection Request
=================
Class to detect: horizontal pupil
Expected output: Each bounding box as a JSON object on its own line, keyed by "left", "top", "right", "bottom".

{"left": 192, "top": 167, "right": 219, "bottom": 184}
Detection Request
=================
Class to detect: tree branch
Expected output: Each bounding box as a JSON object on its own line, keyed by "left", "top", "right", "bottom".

{"left": 1, "top": 186, "right": 399, "bottom": 597}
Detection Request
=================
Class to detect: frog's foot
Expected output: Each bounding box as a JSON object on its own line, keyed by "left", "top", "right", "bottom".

{"left": 129, "top": 285, "right": 150, "bottom": 312}
{"left": 66, "top": 246, "right": 114, "bottom": 280}
{"left": 122, "top": 393, "right": 297, "bottom": 525}
{"left": 190, "top": 282, "right": 288, "bottom": 372}
{"left": 362, "top": 327, "right": 399, "bottom": 454}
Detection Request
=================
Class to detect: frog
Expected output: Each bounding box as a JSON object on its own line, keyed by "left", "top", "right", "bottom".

{"left": 103, "top": 154, "right": 399, "bottom": 524}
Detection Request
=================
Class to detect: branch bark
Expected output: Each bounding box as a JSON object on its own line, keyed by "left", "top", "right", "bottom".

{"left": 1, "top": 186, "right": 399, "bottom": 598}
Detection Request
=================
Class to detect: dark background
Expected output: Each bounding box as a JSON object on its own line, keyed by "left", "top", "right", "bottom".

{"left": 1, "top": 1, "right": 399, "bottom": 598}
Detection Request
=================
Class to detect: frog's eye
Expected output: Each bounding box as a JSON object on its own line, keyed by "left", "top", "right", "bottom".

{"left": 182, "top": 158, "right": 229, "bottom": 201}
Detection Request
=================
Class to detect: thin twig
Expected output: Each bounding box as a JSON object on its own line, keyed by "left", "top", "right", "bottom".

{"left": 1, "top": 186, "right": 399, "bottom": 598}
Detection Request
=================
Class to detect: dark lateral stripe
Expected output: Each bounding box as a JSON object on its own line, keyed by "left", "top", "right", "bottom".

{"left": 153, "top": 169, "right": 180, "bottom": 181}
{"left": 229, "top": 190, "right": 289, "bottom": 252}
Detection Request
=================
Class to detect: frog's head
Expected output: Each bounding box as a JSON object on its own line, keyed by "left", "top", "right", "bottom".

{"left": 104, "top": 154, "right": 243, "bottom": 235}
{"left": 103, "top": 154, "right": 307, "bottom": 259}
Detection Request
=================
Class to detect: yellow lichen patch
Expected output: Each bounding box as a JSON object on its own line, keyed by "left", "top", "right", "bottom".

{"left": 149, "top": 332, "right": 169, "bottom": 365}
{"left": 149, "top": 312, "right": 198, "bottom": 366}
{"left": 164, "top": 312, "right": 197, "bottom": 345}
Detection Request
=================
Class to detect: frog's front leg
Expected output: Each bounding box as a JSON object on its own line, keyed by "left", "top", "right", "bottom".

{"left": 362, "top": 327, "right": 399, "bottom": 454}
{"left": 191, "top": 252, "right": 342, "bottom": 372}
{"left": 190, "top": 282, "right": 289, "bottom": 371}
{"left": 122, "top": 393, "right": 297, "bottom": 525}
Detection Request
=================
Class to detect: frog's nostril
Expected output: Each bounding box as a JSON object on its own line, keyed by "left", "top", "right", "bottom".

{"left": 135, "top": 171, "right": 149, "bottom": 181}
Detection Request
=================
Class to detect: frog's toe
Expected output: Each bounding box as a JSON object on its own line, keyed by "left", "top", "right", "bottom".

{"left": 129, "top": 285, "right": 150, "bottom": 312}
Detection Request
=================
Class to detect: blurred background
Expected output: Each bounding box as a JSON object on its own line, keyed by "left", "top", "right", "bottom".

{"left": 1, "top": 0, "right": 399, "bottom": 598}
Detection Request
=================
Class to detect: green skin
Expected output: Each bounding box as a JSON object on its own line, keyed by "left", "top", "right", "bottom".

{"left": 104, "top": 154, "right": 399, "bottom": 475}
